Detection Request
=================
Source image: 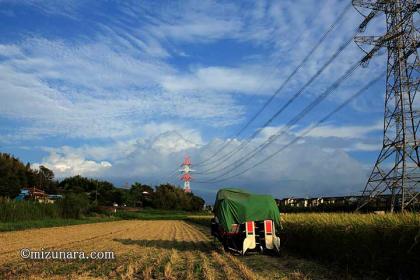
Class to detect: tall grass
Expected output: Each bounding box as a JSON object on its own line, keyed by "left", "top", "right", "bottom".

{"left": 186, "top": 212, "right": 420, "bottom": 278}
{"left": 0, "top": 197, "right": 120, "bottom": 231}
{"left": 0, "top": 197, "right": 61, "bottom": 222}
{"left": 281, "top": 213, "right": 420, "bottom": 278}
{"left": 0, "top": 194, "right": 91, "bottom": 223}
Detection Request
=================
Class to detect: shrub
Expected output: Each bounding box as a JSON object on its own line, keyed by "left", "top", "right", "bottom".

{"left": 58, "top": 193, "right": 90, "bottom": 219}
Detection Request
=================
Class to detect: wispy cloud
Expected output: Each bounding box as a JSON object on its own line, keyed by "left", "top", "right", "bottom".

{"left": 303, "top": 121, "right": 383, "bottom": 139}
{"left": 1, "top": 0, "right": 392, "bottom": 199}
{"left": 161, "top": 65, "right": 278, "bottom": 95}
{"left": 0, "top": 37, "right": 243, "bottom": 140}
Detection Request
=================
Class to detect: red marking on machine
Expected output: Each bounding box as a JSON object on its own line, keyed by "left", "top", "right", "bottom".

{"left": 246, "top": 221, "right": 254, "bottom": 235}
{"left": 264, "top": 220, "right": 272, "bottom": 235}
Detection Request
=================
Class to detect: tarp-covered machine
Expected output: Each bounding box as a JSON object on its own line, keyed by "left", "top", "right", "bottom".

{"left": 211, "top": 188, "right": 281, "bottom": 254}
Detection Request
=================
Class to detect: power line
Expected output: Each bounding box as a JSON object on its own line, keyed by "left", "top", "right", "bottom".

{"left": 172, "top": 131, "right": 203, "bottom": 147}
{"left": 199, "top": 31, "right": 357, "bottom": 175}
{"left": 196, "top": 3, "right": 414, "bottom": 179}
{"left": 194, "top": 2, "right": 353, "bottom": 168}
{"left": 196, "top": 72, "right": 385, "bottom": 184}
{"left": 196, "top": 56, "right": 365, "bottom": 182}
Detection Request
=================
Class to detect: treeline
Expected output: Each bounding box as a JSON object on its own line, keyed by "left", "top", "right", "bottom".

{"left": 0, "top": 153, "right": 205, "bottom": 213}
{"left": 59, "top": 177, "right": 205, "bottom": 212}
{"left": 0, "top": 153, "right": 57, "bottom": 198}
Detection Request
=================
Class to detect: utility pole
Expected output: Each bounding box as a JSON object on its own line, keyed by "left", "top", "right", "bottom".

{"left": 354, "top": 0, "right": 419, "bottom": 212}
{"left": 180, "top": 155, "right": 193, "bottom": 193}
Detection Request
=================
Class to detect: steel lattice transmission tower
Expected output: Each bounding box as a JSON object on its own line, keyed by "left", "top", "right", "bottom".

{"left": 354, "top": 0, "right": 420, "bottom": 211}
{"left": 180, "top": 155, "right": 193, "bottom": 193}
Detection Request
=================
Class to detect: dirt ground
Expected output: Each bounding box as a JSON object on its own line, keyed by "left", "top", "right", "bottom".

{"left": 0, "top": 220, "right": 348, "bottom": 279}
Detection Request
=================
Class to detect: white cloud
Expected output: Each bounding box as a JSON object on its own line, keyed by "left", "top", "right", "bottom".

{"left": 38, "top": 122, "right": 204, "bottom": 161}
{"left": 161, "top": 66, "right": 278, "bottom": 95}
{"left": 0, "top": 44, "right": 21, "bottom": 57}
{"left": 111, "top": 0, "right": 386, "bottom": 104}
{"left": 133, "top": 0, "right": 242, "bottom": 43}
{"left": 345, "top": 142, "right": 382, "bottom": 152}
{"left": 141, "top": 122, "right": 202, "bottom": 143}
{"left": 34, "top": 152, "right": 112, "bottom": 178}
{"left": 36, "top": 126, "right": 371, "bottom": 199}
{"left": 0, "top": 0, "right": 84, "bottom": 19}
{"left": 0, "top": 38, "right": 243, "bottom": 141}
{"left": 0, "top": 0, "right": 388, "bottom": 144}
{"left": 151, "top": 132, "right": 198, "bottom": 154}
{"left": 148, "top": 16, "right": 242, "bottom": 43}
{"left": 1, "top": 0, "right": 392, "bottom": 200}
{"left": 304, "top": 121, "right": 382, "bottom": 139}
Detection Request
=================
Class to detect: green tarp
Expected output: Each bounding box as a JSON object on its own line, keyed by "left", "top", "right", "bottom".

{"left": 213, "top": 188, "right": 281, "bottom": 232}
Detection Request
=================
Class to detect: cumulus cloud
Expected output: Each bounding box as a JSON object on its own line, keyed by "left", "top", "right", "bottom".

{"left": 36, "top": 125, "right": 374, "bottom": 201}
{"left": 37, "top": 122, "right": 204, "bottom": 163}
{"left": 151, "top": 132, "right": 199, "bottom": 154}
{"left": 34, "top": 152, "right": 112, "bottom": 178}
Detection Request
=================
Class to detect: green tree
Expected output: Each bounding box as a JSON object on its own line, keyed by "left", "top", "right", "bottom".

{"left": 0, "top": 173, "right": 20, "bottom": 198}
{"left": 58, "top": 192, "right": 90, "bottom": 219}
{"left": 190, "top": 195, "right": 205, "bottom": 211}
{"left": 0, "top": 153, "right": 57, "bottom": 198}
{"left": 0, "top": 154, "right": 22, "bottom": 198}
{"left": 37, "top": 165, "right": 57, "bottom": 194}
{"left": 57, "top": 176, "right": 120, "bottom": 206}
{"left": 58, "top": 175, "right": 96, "bottom": 193}
{"left": 97, "top": 181, "right": 116, "bottom": 206}
{"left": 152, "top": 183, "right": 205, "bottom": 211}
{"left": 153, "top": 184, "right": 178, "bottom": 209}
{"left": 111, "top": 188, "right": 125, "bottom": 205}
{"left": 128, "top": 182, "right": 154, "bottom": 207}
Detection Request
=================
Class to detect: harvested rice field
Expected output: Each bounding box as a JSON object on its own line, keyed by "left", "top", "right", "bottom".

{"left": 0, "top": 220, "right": 348, "bottom": 279}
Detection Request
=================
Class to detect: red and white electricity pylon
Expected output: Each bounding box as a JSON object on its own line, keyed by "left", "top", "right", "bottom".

{"left": 180, "top": 155, "right": 193, "bottom": 193}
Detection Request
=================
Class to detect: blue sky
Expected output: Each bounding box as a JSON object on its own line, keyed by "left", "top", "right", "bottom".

{"left": 0, "top": 0, "right": 390, "bottom": 202}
